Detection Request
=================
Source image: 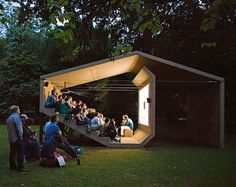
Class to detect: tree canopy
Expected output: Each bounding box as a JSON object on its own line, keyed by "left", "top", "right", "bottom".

{"left": 0, "top": 0, "right": 235, "bottom": 125}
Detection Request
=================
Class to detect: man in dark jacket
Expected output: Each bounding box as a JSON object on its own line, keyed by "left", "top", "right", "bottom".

{"left": 103, "top": 118, "right": 117, "bottom": 141}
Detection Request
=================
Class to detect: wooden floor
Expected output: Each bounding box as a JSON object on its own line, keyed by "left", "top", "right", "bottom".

{"left": 121, "top": 129, "right": 149, "bottom": 144}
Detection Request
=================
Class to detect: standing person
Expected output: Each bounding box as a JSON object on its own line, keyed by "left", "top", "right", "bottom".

{"left": 6, "top": 105, "right": 29, "bottom": 172}
{"left": 22, "top": 117, "right": 40, "bottom": 161}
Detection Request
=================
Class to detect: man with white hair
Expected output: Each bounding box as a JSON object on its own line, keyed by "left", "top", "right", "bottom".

{"left": 6, "top": 105, "right": 29, "bottom": 172}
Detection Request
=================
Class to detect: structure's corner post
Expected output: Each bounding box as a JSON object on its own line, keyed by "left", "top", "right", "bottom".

{"left": 39, "top": 78, "right": 44, "bottom": 113}
{"left": 220, "top": 79, "right": 225, "bottom": 148}
{"left": 39, "top": 114, "right": 44, "bottom": 144}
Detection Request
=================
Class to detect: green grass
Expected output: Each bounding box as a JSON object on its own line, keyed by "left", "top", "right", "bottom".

{"left": 0, "top": 125, "right": 236, "bottom": 187}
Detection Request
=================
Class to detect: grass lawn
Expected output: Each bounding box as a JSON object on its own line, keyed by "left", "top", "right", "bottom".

{"left": 0, "top": 125, "right": 235, "bottom": 187}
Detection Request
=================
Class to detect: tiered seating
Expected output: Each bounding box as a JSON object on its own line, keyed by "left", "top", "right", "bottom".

{"left": 57, "top": 114, "right": 111, "bottom": 146}
{"left": 42, "top": 108, "right": 148, "bottom": 147}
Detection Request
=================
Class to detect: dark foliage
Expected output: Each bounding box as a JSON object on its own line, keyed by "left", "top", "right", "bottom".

{"left": 0, "top": 0, "right": 235, "bottom": 127}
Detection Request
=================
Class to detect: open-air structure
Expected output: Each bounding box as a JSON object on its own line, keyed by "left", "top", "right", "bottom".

{"left": 40, "top": 51, "right": 224, "bottom": 148}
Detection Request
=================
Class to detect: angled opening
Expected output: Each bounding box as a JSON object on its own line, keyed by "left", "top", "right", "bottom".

{"left": 40, "top": 51, "right": 223, "bottom": 148}
{"left": 40, "top": 66, "right": 156, "bottom": 146}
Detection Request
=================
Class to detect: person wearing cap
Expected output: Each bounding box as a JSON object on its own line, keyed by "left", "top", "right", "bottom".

{"left": 6, "top": 105, "right": 29, "bottom": 172}
{"left": 22, "top": 117, "right": 40, "bottom": 161}
{"left": 21, "top": 114, "right": 28, "bottom": 122}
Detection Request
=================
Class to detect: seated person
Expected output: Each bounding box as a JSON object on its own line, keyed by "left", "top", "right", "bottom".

{"left": 80, "top": 103, "right": 87, "bottom": 110}
{"left": 103, "top": 118, "right": 117, "bottom": 141}
{"left": 40, "top": 135, "right": 68, "bottom": 167}
{"left": 55, "top": 95, "right": 64, "bottom": 113}
{"left": 66, "top": 96, "right": 74, "bottom": 109}
{"left": 90, "top": 112, "right": 104, "bottom": 135}
{"left": 45, "top": 90, "right": 57, "bottom": 108}
{"left": 45, "top": 114, "right": 62, "bottom": 141}
{"left": 45, "top": 114, "right": 78, "bottom": 158}
{"left": 99, "top": 113, "right": 105, "bottom": 125}
{"left": 71, "top": 100, "right": 78, "bottom": 115}
{"left": 75, "top": 108, "right": 86, "bottom": 126}
{"left": 77, "top": 100, "right": 82, "bottom": 108}
{"left": 120, "top": 115, "right": 134, "bottom": 137}
{"left": 86, "top": 108, "right": 96, "bottom": 120}
{"left": 59, "top": 96, "right": 72, "bottom": 114}
{"left": 21, "top": 115, "right": 40, "bottom": 160}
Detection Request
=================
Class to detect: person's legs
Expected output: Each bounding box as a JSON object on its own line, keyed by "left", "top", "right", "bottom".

{"left": 58, "top": 137, "right": 77, "bottom": 158}
{"left": 120, "top": 126, "right": 125, "bottom": 136}
{"left": 110, "top": 132, "right": 117, "bottom": 140}
{"left": 91, "top": 125, "right": 104, "bottom": 135}
{"left": 27, "top": 141, "right": 40, "bottom": 160}
{"left": 40, "top": 158, "right": 59, "bottom": 167}
{"left": 24, "top": 143, "right": 31, "bottom": 160}
{"left": 85, "top": 118, "right": 91, "bottom": 128}
{"left": 33, "top": 142, "right": 41, "bottom": 160}
{"left": 16, "top": 139, "right": 25, "bottom": 170}
{"left": 98, "top": 125, "right": 104, "bottom": 136}
{"left": 91, "top": 125, "right": 103, "bottom": 131}
{"left": 9, "top": 142, "right": 17, "bottom": 170}
{"left": 120, "top": 126, "right": 131, "bottom": 136}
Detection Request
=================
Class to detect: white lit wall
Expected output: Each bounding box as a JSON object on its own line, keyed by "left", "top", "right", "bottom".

{"left": 139, "top": 84, "right": 150, "bottom": 125}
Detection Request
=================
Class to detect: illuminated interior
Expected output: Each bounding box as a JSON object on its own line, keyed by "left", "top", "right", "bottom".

{"left": 138, "top": 83, "right": 150, "bottom": 126}
{"left": 40, "top": 53, "right": 156, "bottom": 147}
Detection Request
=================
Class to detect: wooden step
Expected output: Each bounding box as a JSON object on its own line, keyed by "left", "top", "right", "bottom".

{"left": 42, "top": 109, "right": 150, "bottom": 147}
{"left": 57, "top": 114, "right": 111, "bottom": 146}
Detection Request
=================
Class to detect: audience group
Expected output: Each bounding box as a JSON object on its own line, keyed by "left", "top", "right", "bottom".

{"left": 5, "top": 90, "right": 134, "bottom": 172}
{"left": 45, "top": 90, "right": 134, "bottom": 143}
{"left": 6, "top": 105, "right": 82, "bottom": 172}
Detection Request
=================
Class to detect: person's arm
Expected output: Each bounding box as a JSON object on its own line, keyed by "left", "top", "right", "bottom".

{"left": 54, "top": 95, "right": 58, "bottom": 103}
{"left": 121, "top": 119, "right": 125, "bottom": 126}
{"left": 14, "top": 115, "right": 23, "bottom": 138}
{"left": 127, "top": 119, "right": 134, "bottom": 130}
{"left": 55, "top": 124, "right": 62, "bottom": 136}
{"left": 76, "top": 114, "right": 83, "bottom": 122}
{"left": 96, "top": 118, "right": 101, "bottom": 126}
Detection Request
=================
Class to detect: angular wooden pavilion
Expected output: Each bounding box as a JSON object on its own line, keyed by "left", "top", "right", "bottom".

{"left": 40, "top": 51, "right": 224, "bottom": 148}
